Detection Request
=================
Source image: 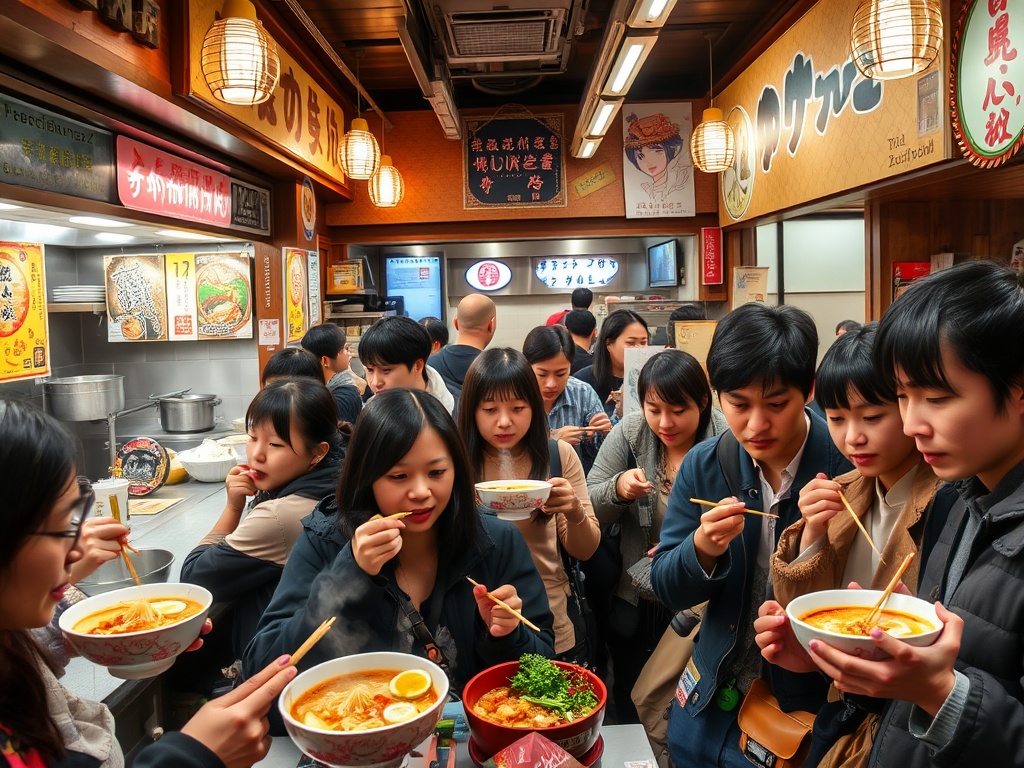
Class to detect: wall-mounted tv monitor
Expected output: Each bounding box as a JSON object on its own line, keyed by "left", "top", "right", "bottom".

{"left": 648, "top": 239, "right": 678, "bottom": 288}
{"left": 383, "top": 253, "right": 444, "bottom": 321}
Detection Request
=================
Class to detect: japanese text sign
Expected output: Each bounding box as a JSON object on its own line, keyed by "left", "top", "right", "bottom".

{"left": 0, "top": 242, "right": 49, "bottom": 382}
{"left": 116, "top": 137, "right": 230, "bottom": 227}
{"left": 464, "top": 114, "right": 566, "bottom": 209}
{"left": 533, "top": 257, "right": 619, "bottom": 292}
{"left": 953, "top": 0, "right": 1024, "bottom": 167}
{"left": 701, "top": 227, "right": 723, "bottom": 285}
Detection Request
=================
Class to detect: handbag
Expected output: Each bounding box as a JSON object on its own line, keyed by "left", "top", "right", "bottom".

{"left": 737, "top": 678, "right": 815, "bottom": 768}
{"left": 625, "top": 555, "right": 656, "bottom": 601}
{"left": 630, "top": 608, "right": 702, "bottom": 768}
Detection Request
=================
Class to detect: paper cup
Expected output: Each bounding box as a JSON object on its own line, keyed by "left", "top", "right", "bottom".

{"left": 92, "top": 477, "right": 131, "bottom": 526}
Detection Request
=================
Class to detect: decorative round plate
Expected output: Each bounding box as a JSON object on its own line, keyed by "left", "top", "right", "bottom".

{"left": 468, "top": 735, "right": 604, "bottom": 768}
{"left": 114, "top": 437, "right": 170, "bottom": 496}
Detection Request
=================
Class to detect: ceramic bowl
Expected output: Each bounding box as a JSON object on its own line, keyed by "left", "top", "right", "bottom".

{"left": 59, "top": 582, "right": 212, "bottom": 679}
{"left": 474, "top": 480, "right": 552, "bottom": 522}
{"left": 217, "top": 434, "right": 249, "bottom": 464}
{"left": 279, "top": 652, "right": 449, "bottom": 768}
{"left": 786, "top": 589, "right": 942, "bottom": 661}
{"left": 462, "top": 660, "right": 606, "bottom": 759}
{"left": 76, "top": 549, "right": 174, "bottom": 596}
{"left": 177, "top": 455, "right": 237, "bottom": 483}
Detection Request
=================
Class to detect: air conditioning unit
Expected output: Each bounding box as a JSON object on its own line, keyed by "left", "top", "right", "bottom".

{"left": 424, "top": 0, "right": 573, "bottom": 69}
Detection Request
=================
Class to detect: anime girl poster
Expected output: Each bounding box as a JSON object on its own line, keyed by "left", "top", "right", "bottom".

{"left": 622, "top": 103, "right": 695, "bottom": 219}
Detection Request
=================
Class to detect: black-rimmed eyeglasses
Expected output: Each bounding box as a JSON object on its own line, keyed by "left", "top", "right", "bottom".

{"left": 31, "top": 477, "right": 95, "bottom": 550}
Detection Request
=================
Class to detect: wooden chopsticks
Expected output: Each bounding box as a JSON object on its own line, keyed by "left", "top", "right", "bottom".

{"left": 865, "top": 553, "right": 915, "bottom": 627}
{"left": 289, "top": 617, "right": 336, "bottom": 667}
{"left": 120, "top": 545, "right": 142, "bottom": 587}
{"left": 689, "top": 498, "right": 779, "bottom": 519}
{"left": 369, "top": 511, "right": 416, "bottom": 522}
{"left": 466, "top": 577, "right": 540, "bottom": 632}
{"left": 837, "top": 491, "right": 883, "bottom": 559}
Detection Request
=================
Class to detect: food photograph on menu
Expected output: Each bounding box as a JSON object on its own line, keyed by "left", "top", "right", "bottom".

{"left": 104, "top": 253, "right": 168, "bottom": 342}
{"left": 196, "top": 253, "right": 253, "bottom": 340}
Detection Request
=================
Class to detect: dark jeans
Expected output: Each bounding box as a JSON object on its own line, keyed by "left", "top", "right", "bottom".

{"left": 606, "top": 596, "right": 671, "bottom": 724}
{"left": 667, "top": 697, "right": 748, "bottom": 768}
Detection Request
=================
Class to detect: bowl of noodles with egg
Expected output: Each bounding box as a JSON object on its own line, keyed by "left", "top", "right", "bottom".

{"left": 785, "top": 588, "right": 942, "bottom": 660}
{"left": 279, "top": 651, "right": 449, "bottom": 768}
{"left": 462, "top": 655, "right": 606, "bottom": 761}
{"left": 58, "top": 582, "right": 212, "bottom": 679}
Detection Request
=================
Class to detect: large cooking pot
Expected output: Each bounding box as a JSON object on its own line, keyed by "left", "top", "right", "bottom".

{"left": 156, "top": 393, "right": 221, "bottom": 433}
{"left": 45, "top": 375, "right": 125, "bottom": 422}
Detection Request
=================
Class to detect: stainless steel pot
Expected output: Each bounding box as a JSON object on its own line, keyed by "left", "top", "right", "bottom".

{"left": 44, "top": 375, "right": 125, "bottom": 421}
{"left": 156, "top": 393, "right": 221, "bottom": 433}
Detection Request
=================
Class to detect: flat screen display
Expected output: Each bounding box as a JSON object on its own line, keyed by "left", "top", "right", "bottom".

{"left": 648, "top": 240, "right": 678, "bottom": 288}
{"left": 383, "top": 254, "right": 444, "bottom": 321}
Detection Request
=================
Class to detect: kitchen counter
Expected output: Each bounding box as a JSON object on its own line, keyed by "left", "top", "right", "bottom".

{"left": 63, "top": 479, "right": 230, "bottom": 703}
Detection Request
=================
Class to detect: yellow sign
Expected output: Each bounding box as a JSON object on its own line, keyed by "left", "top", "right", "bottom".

{"left": 188, "top": 0, "right": 347, "bottom": 187}
{"left": 0, "top": 242, "right": 49, "bottom": 382}
{"left": 284, "top": 248, "right": 308, "bottom": 343}
{"left": 571, "top": 163, "right": 616, "bottom": 198}
{"left": 717, "top": 0, "right": 949, "bottom": 224}
{"left": 166, "top": 253, "right": 198, "bottom": 341}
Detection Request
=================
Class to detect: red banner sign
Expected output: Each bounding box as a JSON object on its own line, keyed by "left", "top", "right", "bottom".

{"left": 701, "top": 227, "right": 723, "bottom": 285}
{"left": 116, "top": 137, "right": 230, "bottom": 227}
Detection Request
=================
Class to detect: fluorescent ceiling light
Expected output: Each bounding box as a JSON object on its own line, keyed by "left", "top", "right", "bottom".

{"left": 603, "top": 35, "right": 657, "bottom": 96}
{"left": 69, "top": 216, "right": 132, "bottom": 228}
{"left": 154, "top": 229, "right": 222, "bottom": 241}
{"left": 95, "top": 233, "right": 136, "bottom": 243}
{"left": 626, "top": 0, "right": 678, "bottom": 28}
{"left": 0, "top": 203, "right": 22, "bottom": 211}
{"left": 587, "top": 99, "right": 622, "bottom": 137}
{"left": 578, "top": 140, "right": 599, "bottom": 159}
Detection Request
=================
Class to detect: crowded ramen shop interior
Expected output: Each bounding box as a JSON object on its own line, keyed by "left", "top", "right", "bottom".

{"left": 1, "top": 1, "right": 1024, "bottom": 767}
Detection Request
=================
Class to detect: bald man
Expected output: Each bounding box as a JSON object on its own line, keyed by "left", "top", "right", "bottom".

{"left": 428, "top": 293, "right": 497, "bottom": 408}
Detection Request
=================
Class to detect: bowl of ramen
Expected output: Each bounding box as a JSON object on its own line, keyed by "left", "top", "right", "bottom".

{"left": 786, "top": 589, "right": 942, "bottom": 660}
{"left": 279, "top": 651, "right": 449, "bottom": 768}
{"left": 58, "top": 582, "right": 212, "bottom": 679}
{"left": 475, "top": 480, "right": 553, "bottom": 522}
{"left": 463, "top": 655, "right": 606, "bottom": 760}
{"left": 76, "top": 548, "right": 175, "bottom": 596}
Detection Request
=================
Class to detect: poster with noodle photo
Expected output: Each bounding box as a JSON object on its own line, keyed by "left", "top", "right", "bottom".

{"left": 621, "top": 103, "right": 695, "bottom": 220}
{"left": 283, "top": 248, "right": 309, "bottom": 343}
{"left": 105, "top": 254, "right": 168, "bottom": 342}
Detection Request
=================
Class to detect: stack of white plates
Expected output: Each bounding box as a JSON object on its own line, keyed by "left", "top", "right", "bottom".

{"left": 52, "top": 285, "right": 106, "bottom": 303}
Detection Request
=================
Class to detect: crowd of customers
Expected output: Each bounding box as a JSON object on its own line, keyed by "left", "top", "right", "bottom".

{"left": 5, "top": 262, "right": 1024, "bottom": 768}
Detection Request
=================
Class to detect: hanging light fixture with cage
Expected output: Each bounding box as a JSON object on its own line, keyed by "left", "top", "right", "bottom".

{"left": 850, "top": 0, "right": 943, "bottom": 81}
{"left": 369, "top": 114, "right": 405, "bottom": 208}
{"left": 339, "top": 52, "right": 381, "bottom": 180}
{"left": 201, "top": 0, "right": 281, "bottom": 106}
{"left": 690, "top": 35, "right": 736, "bottom": 174}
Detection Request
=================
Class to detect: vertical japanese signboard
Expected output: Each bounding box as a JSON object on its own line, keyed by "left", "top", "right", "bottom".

{"left": 701, "top": 227, "right": 723, "bottom": 285}
{"left": 952, "top": 0, "right": 1024, "bottom": 168}
{"left": 284, "top": 248, "right": 309, "bottom": 343}
{"left": 0, "top": 242, "right": 49, "bottom": 382}
{"left": 166, "top": 253, "right": 197, "bottom": 341}
{"left": 464, "top": 113, "right": 566, "bottom": 209}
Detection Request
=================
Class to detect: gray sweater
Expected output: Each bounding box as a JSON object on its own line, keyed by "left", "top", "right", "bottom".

{"left": 587, "top": 408, "right": 728, "bottom": 605}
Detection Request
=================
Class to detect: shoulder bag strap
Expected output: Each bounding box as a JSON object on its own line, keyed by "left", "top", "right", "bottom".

{"left": 396, "top": 583, "right": 453, "bottom": 685}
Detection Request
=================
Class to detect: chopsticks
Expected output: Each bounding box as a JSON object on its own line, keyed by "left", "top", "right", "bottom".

{"left": 837, "top": 491, "right": 883, "bottom": 559}
{"left": 865, "top": 553, "right": 915, "bottom": 627}
{"left": 120, "top": 545, "right": 142, "bottom": 587}
{"left": 289, "top": 617, "right": 336, "bottom": 667}
{"left": 466, "top": 577, "right": 540, "bottom": 632}
{"left": 689, "top": 498, "right": 779, "bottom": 519}
{"left": 369, "top": 511, "right": 416, "bottom": 522}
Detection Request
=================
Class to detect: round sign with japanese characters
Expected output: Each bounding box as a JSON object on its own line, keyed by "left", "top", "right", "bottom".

{"left": 952, "top": 0, "right": 1024, "bottom": 168}
{"left": 465, "top": 260, "right": 512, "bottom": 292}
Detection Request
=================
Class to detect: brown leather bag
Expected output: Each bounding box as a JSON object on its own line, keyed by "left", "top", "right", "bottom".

{"left": 737, "top": 678, "right": 816, "bottom": 768}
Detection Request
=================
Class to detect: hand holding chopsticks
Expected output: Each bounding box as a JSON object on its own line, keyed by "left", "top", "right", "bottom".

{"left": 865, "top": 553, "right": 915, "bottom": 627}
{"left": 289, "top": 617, "right": 336, "bottom": 667}
{"left": 466, "top": 577, "right": 540, "bottom": 632}
{"left": 690, "top": 498, "right": 779, "bottom": 519}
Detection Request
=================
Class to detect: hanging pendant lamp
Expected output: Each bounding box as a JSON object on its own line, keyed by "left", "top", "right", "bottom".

{"left": 851, "top": 0, "right": 943, "bottom": 80}
{"left": 369, "top": 115, "right": 404, "bottom": 207}
{"left": 201, "top": 0, "right": 280, "bottom": 106}
{"left": 690, "top": 36, "right": 735, "bottom": 174}
{"left": 339, "top": 52, "right": 380, "bottom": 180}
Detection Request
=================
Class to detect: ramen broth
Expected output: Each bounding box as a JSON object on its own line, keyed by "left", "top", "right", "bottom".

{"left": 486, "top": 484, "right": 541, "bottom": 492}
{"left": 800, "top": 606, "right": 934, "bottom": 637}
{"left": 291, "top": 670, "right": 438, "bottom": 732}
{"left": 74, "top": 597, "right": 205, "bottom": 635}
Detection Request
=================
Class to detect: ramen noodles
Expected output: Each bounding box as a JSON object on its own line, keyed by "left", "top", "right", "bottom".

{"left": 291, "top": 669, "right": 438, "bottom": 732}
{"left": 74, "top": 597, "right": 205, "bottom": 635}
{"left": 800, "top": 606, "right": 935, "bottom": 637}
{"left": 473, "top": 687, "right": 567, "bottom": 728}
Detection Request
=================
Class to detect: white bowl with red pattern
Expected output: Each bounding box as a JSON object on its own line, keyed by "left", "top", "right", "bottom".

{"left": 475, "top": 480, "right": 552, "bottom": 521}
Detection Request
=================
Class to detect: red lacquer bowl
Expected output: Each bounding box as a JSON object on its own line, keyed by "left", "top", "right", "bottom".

{"left": 462, "top": 661, "right": 606, "bottom": 759}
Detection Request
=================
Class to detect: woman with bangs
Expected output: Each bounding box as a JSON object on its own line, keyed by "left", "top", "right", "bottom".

{"left": 182, "top": 377, "right": 347, "bottom": 658}
{"left": 243, "top": 388, "right": 553, "bottom": 693}
{"left": 575, "top": 309, "right": 649, "bottom": 420}
{"left": 459, "top": 348, "right": 601, "bottom": 664}
{"left": 588, "top": 349, "right": 727, "bottom": 721}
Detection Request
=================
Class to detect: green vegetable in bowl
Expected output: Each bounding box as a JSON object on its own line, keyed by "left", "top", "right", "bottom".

{"left": 508, "top": 654, "right": 598, "bottom": 721}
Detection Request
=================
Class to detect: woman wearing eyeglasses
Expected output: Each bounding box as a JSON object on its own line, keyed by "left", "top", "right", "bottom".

{"left": 0, "top": 399, "right": 299, "bottom": 768}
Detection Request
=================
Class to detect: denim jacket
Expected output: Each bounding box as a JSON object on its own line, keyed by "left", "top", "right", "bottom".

{"left": 651, "top": 408, "right": 851, "bottom": 715}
